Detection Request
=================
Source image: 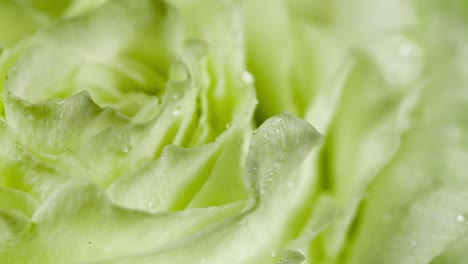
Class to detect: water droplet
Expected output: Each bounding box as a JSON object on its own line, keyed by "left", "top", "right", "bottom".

{"left": 170, "top": 60, "right": 189, "bottom": 82}
{"left": 456, "top": 214, "right": 466, "bottom": 223}
{"left": 122, "top": 145, "right": 130, "bottom": 153}
{"left": 240, "top": 219, "right": 249, "bottom": 226}
{"left": 225, "top": 123, "right": 231, "bottom": 129}
{"left": 260, "top": 189, "right": 266, "bottom": 194}
{"left": 250, "top": 129, "right": 257, "bottom": 134}
{"left": 368, "top": 36, "right": 423, "bottom": 87}
{"left": 172, "top": 89, "right": 184, "bottom": 100}
{"left": 172, "top": 107, "right": 181, "bottom": 116}
{"left": 411, "top": 241, "right": 417, "bottom": 247}
{"left": 241, "top": 71, "right": 254, "bottom": 85}
{"left": 160, "top": 156, "right": 166, "bottom": 161}
{"left": 200, "top": 259, "right": 206, "bottom": 264}
{"left": 147, "top": 196, "right": 160, "bottom": 209}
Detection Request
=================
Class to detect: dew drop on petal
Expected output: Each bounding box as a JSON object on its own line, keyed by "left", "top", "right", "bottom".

{"left": 241, "top": 219, "right": 249, "bottom": 226}
{"left": 172, "top": 89, "right": 185, "bottom": 100}
{"left": 170, "top": 60, "right": 189, "bottom": 82}
{"left": 147, "top": 196, "right": 160, "bottom": 209}
{"left": 121, "top": 145, "right": 130, "bottom": 153}
{"left": 172, "top": 108, "right": 181, "bottom": 116}
{"left": 241, "top": 71, "right": 254, "bottom": 85}
{"left": 456, "top": 213, "right": 466, "bottom": 223}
